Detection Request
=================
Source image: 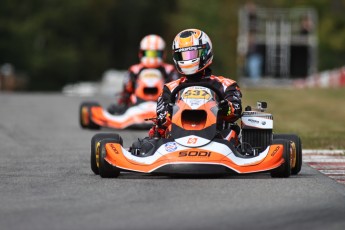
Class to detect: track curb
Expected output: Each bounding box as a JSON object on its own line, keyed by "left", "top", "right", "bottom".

{"left": 303, "top": 149, "right": 345, "bottom": 185}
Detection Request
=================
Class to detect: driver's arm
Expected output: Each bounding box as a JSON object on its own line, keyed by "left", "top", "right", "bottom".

{"left": 118, "top": 71, "right": 135, "bottom": 105}
{"left": 148, "top": 85, "right": 172, "bottom": 137}
{"left": 223, "top": 83, "right": 242, "bottom": 122}
{"left": 156, "top": 85, "right": 172, "bottom": 118}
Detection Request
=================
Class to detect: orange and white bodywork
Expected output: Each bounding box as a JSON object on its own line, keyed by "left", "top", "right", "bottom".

{"left": 103, "top": 140, "right": 285, "bottom": 175}
{"left": 89, "top": 102, "right": 157, "bottom": 129}
{"left": 95, "top": 85, "right": 294, "bottom": 176}
{"left": 133, "top": 68, "right": 163, "bottom": 102}
{"left": 83, "top": 68, "right": 164, "bottom": 129}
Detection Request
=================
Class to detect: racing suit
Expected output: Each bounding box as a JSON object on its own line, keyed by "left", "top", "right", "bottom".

{"left": 118, "top": 63, "right": 179, "bottom": 106}
{"left": 149, "top": 68, "right": 242, "bottom": 137}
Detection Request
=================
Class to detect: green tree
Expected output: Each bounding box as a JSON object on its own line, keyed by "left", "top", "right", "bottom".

{"left": 1, "top": 0, "right": 345, "bottom": 90}
{"left": 168, "top": 0, "right": 242, "bottom": 78}
{"left": 0, "top": 0, "right": 175, "bottom": 90}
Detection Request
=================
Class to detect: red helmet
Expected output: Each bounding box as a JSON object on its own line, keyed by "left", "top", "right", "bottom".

{"left": 172, "top": 29, "right": 213, "bottom": 75}
{"left": 139, "top": 34, "right": 166, "bottom": 68}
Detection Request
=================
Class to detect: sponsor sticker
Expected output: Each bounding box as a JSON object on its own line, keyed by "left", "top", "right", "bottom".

{"left": 187, "top": 137, "right": 198, "bottom": 144}
{"left": 110, "top": 144, "right": 120, "bottom": 154}
{"left": 165, "top": 142, "right": 177, "bottom": 152}
{"left": 179, "top": 151, "right": 212, "bottom": 157}
{"left": 271, "top": 146, "right": 280, "bottom": 156}
{"left": 248, "top": 118, "right": 259, "bottom": 124}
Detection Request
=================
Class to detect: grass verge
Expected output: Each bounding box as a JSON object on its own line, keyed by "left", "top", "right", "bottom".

{"left": 241, "top": 87, "right": 345, "bottom": 149}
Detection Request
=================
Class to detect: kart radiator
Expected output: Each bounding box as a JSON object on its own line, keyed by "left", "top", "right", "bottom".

{"left": 241, "top": 112, "right": 273, "bottom": 153}
{"left": 241, "top": 129, "right": 272, "bottom": 152}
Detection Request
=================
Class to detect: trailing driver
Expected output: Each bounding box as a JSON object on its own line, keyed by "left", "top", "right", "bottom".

{"left": 148, "top": 28, "right": 242, "bottom": 141}
{"left": 108, "top": 34, "right": 179, "bottom": 114}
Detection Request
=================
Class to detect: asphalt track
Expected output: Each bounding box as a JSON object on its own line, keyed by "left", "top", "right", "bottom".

{"left": 1, "top": 93, "right": 345, "bottom": 230}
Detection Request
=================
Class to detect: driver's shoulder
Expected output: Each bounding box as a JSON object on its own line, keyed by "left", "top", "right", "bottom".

{"left": 129, "top": 63, "right": 145, "bottom": 74}
{"left": 210, "top": 75, "right": 237, "bottom": 87}
{"left": 165, "top": 77, "right": 186, "bottom": 91}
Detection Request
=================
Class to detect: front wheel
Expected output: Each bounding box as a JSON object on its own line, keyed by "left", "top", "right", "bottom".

{"left": 79, "top": 102, "right": 101, "bottom": 130}
{"left": 98, "top": 139, "right": 121, "bottom": 178}
{"left": 270, "top": 139, "right": 291, "bottom": 178}
{"left": 90, "top": 133, "right": 123, "bottom": 175}
{"left": 274, "top": 134, "right": 302, "bottom": 175}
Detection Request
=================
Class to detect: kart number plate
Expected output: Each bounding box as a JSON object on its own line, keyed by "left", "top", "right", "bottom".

{"left": 182, "top": 89, "right": 211, "bottom": 100}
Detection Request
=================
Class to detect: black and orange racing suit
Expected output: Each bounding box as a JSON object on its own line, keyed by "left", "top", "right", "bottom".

{"left": 149, "top": 68, "right": 242, "bottom": 137}
{"left": 118, "top": 63, "right": 179, "bottom": 106}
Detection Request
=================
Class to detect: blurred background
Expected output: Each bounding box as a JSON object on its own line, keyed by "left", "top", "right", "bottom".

{"left": 1, "top": 0, "right": 345, "bottom": 92}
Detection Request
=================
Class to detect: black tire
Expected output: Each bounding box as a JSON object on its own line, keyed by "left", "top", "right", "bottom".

{"left": 270, "top": 139, "right": 291, "bottom": 178}
{"left": 99, "top": 138, "right": 122, "bottom": 178}
{"left": 274, "top": 134, "right": 302, "bottom": 175}
{"left": 91, "top": 133, "right": 123, "bottom": 175}
{"left": 79, "top": 102, "right": 101, "bottom": 130}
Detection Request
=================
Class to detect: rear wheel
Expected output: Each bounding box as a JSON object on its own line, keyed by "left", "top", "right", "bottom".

{"left": 274, "top": 134, "right": 302, "bottom": 175}
{"left": 79, "top": 102, "right": 101, "bottom": 130}
{"left": 270, "top": 139, "right": 291, "bottom": 178}
{"left": 90, "top": 133, "right": 123, "bottom": 175}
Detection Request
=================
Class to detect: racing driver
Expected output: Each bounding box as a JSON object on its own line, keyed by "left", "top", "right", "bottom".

{"left": 148, "top": 28, "right": 242, "bottom": 140}
{"left": 108, "top": 34, "right": 179, "bottom": 114}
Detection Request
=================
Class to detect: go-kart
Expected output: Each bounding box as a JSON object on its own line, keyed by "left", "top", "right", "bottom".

{"left": 90, "top": 82, "right": 302, "bottom": 178}
{"left": 79, "top": 68, "right": 164, "bottom": 129}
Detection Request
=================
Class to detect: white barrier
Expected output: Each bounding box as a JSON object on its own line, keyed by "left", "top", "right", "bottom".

{"left": 294, "top": 66, "right": 345, "bottom": 88}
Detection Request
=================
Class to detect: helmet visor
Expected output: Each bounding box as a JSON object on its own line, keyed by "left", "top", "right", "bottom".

{"left": 173, "top": 45, "right": 207, "bottom": 61}
{"left": 142, "top": 50, "right": 164, "bottom": 58}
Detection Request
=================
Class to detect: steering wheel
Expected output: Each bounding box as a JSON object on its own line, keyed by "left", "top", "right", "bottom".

{"left": 169, "top": 82, "right": 225, "bottom": 105}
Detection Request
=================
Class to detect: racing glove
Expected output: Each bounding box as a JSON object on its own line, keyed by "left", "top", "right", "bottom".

{"left": 148, "top": 110, "right": 172, "bottom": 138}
{"left": 148, "top": 126, "right": 166, "bottom": 138}
{"left": 219, "top": 100, "right": 233, "bottom": 116}
{"left": 157, "top": 111, "right": 172, "bottom": 128}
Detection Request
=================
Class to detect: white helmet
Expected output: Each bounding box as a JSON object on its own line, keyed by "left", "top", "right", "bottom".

{"left": 139, "top": 34, "right": 166, "bottom": 68}
{"left": 172, "top": 29, "right": 213, "bottom": 75}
